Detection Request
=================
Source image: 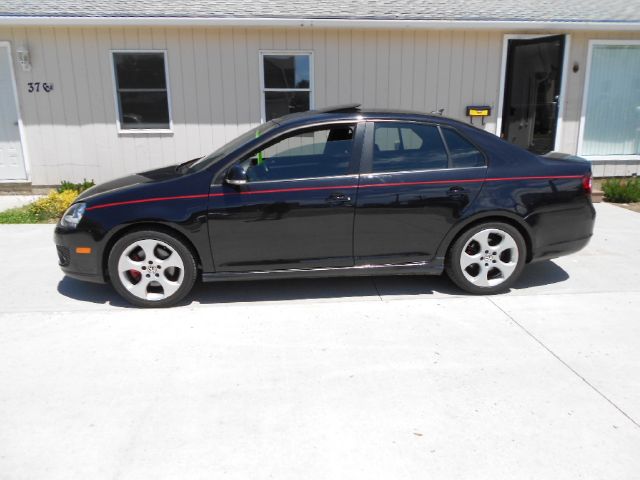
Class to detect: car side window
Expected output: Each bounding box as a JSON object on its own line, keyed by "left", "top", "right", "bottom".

{"left": 372, "top": 123, "right": 449, "bottom": 173}
{"left": 441, "top": 128, "right": 486, "bottom": 168}
{"left": 239, "top": 124, "right": 355, "bottom": 182}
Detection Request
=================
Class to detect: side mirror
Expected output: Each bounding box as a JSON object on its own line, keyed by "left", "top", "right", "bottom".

{"left": 225, "top": 164, "right": 248, "bottom": 186}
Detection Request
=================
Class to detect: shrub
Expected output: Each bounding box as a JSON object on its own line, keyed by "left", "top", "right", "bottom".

{"left": 27, "top": 189, "right": 79, "bottom": 221}
{"left": 57, "top": 178, "right": 95, "bottom": 193}
{"left": 602, "top": 177, "right": 640, "bottom": 203}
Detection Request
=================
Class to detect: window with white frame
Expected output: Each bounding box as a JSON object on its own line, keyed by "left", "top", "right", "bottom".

{"left": 112, "top": 51, "right": 171, "bottom": 130}
{"left": 261, "top": 52, "right": 313, "bottom": 121}
{"left": 580, "top": 42, "right": 640, "bottom": 158}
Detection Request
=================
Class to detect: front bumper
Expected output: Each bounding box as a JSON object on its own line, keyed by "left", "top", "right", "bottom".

{"left": 54, "top": 225, "right": 106, "bottom": 284}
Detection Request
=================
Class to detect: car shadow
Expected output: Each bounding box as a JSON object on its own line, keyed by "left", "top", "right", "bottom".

{"left": 57, "top": 260, "right": 570, "bottom": 307}
{"left": 57, "top": 277, "right": 134, "bottom": 308}
{"left": 190, "top": 275, "right": 459, "bottom": 304}
{"left": 511, "top": 260, "right": 570, "bottom": 289}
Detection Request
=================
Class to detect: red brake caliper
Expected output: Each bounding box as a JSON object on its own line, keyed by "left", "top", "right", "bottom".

{"left": 129, "top": 252, "right": 142, "bottom": 282}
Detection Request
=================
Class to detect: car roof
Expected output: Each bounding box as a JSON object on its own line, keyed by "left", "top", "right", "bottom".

{"left": 271, "top": 104, "right": 472, "bottom": 130}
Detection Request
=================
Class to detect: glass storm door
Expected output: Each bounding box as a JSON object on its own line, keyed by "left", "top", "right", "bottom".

{"left": 501, "top": 35, "right": 565, "bottom": 155}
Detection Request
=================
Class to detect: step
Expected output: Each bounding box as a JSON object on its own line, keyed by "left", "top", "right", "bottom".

{"left": 0, "top": 182, "right": 33, "bottom": 195}
{"left": 591, "top": 190, "right": 604, "bottom": 203}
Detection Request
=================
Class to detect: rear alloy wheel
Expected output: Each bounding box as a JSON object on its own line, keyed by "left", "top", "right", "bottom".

{"left": 108, "top": 230, "right": 196, "bottom": 307}
{"left": 446, "top": 222, "right": 526, "bottom": 294}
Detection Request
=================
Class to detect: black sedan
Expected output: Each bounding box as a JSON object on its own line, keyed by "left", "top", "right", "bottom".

{"left": 54, "top": 105, "right": 595, "bottom": 307}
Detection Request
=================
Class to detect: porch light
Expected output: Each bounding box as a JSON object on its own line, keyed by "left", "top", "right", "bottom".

{"left": 16, "top": 46, "right": 31, "bottom": 71}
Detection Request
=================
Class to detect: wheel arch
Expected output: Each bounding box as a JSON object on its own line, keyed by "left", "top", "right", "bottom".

{"left": 436, "top": 211, "right": 534, "bottom": 263}
{"left": 101, "top": 222, "right": 204, "bottom": 282}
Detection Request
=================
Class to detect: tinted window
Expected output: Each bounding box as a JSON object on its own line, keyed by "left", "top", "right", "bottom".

{"left": 113, "top": 52, "right": 170, "bottom": 130}
{"left": 442, "top": 128, "right": 485, "bottom": 168}
{"left": 240, "top": 124, "right": 355, "bottom": 181}
{"left": 373, "top": 123, "right": 448, "bottom": 172}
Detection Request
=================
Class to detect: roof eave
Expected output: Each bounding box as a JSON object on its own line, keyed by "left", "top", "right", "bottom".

{"left": 0, "top": 16, "right": 639, "bottom": 31}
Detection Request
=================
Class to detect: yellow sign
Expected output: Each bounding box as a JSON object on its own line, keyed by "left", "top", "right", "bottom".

{"left": 468, "top": 108, "right": 490, "bottom": 117}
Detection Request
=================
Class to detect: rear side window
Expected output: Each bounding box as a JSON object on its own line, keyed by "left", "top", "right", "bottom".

{"left": 441, "top": 128, "right": 486, "bottom": 168}
{"left": 372, "top": 123, "right": 448, "bottom": 172}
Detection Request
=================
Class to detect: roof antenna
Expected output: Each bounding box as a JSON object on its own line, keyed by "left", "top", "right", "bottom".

{"left": 430, "top": 108, "right": 445, "bottom": 116}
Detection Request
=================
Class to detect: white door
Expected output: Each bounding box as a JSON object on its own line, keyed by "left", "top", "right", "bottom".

{"left": 0, "top": 43, "right": 27, "bottom": 180}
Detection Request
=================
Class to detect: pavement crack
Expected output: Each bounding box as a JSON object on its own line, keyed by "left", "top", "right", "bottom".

{"left": 487, "top": 297, "right": 640, "bottom": 430}
{"left": 371, "top": 278, "right": 383, "bottom": 301}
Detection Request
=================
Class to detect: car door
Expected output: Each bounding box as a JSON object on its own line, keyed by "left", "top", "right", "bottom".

{"left": 354, "top": 121, "right": 487, "bottom": 265}
{"left": 208, "top": 122, "right": 363, "bottom": 272}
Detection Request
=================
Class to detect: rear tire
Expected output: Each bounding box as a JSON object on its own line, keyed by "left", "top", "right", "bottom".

{"left": 445, "top": 222, "right": 526, "bottom": 295}
{"left": 108, "top": 229, "right": 197, "bottom": 308}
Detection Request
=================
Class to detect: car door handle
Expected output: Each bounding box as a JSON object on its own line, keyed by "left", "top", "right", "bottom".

{"left": 448, "top": 186, "right": 466, "bottom": 195}
{"left": 325, "top": 192, "right": 351, "bottom": 204}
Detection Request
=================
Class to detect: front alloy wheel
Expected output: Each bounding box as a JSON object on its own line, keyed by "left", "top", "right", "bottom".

{"left": 446, "top": 222, "right": 526, "bottom": 294}
{"left": 108, "top": 230, "right": 196, "bottom": 307}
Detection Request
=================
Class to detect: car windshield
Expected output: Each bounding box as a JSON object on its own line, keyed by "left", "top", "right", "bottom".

{"left": 187, "top": 121, "right": 278, "bottom": 171}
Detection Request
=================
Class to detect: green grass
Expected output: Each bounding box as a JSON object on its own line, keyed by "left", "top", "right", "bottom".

{"left": 602, "top": 177, "right": 640, "bottom": 203}
{"left": 0, "top": 205, "right": 41, "bottom": 224}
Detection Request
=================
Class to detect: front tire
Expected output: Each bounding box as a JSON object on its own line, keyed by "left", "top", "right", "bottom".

{"left": 445, "top": 222, "right": 526, "bottom": 295}
{"left": 108, "top": 229, "right": 197, "bottom": 307}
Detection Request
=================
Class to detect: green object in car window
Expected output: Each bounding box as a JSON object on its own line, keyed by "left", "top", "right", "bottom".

{"left": 256, "top": 130, "right": 264, "bottom": 165}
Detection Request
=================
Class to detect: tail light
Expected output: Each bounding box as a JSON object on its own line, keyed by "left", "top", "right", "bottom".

{"left": 582, "top": 174, "right": 592, "bottom": 195}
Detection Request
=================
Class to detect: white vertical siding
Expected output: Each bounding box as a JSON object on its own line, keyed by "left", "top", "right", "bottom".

{"left": 1, "top": 25, "right": 639, "bottom": 184}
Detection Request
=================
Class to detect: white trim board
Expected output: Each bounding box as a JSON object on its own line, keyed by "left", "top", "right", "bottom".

{"left": 495, "top": 33, "right": 570, "bottom": 153}
{"left": 577, "top": 39, "right": 640, "bottom": 161}
{"left": 0, "top": 40, "right": 31, "bottom": 182}
{"left": 1, "top": 16, "right": 640, "bottom": 31}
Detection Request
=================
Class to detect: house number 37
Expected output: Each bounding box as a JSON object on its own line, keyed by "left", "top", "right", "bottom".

{"left": 27, "top": 82, "right": 54, "bottom": 93}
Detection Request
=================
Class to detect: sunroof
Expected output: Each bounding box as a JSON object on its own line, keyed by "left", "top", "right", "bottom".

{"left": 315, "top": 104, "right": 361, "bottom": 113}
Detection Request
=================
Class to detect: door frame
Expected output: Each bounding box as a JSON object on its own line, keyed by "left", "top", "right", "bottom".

{"left": 495, "top": 33, "right": 571, "bottom": 153}
{"left": 0, "top": 41, "right": 30, "bottom": 182}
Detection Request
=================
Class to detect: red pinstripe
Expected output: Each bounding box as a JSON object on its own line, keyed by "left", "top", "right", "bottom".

{"left": 86, "top": 175, "right": 584, "bottom": 211}
{"left": 86, "top": 193, "right": 210, "bottom": 211}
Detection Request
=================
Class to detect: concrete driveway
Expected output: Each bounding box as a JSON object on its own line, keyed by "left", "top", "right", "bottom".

{"left": 1, "top": 202, "right": 639, "bottom": 479}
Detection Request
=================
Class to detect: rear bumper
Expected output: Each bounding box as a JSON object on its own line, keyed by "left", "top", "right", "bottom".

{"left": 54, "top": 226, "right": 106, "bottom": 284}
{"left": 530, "top": 235, "right": 592, "bottom": 263}
{"left": 527, "top": 200, "right": 596, "bottom": 262}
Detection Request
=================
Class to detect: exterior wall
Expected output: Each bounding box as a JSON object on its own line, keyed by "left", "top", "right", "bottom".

{"left": 0, "top": 25, "right": 638, "bottom": 184}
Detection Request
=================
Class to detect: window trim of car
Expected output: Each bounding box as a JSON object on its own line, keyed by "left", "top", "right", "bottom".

{"left": 361, "top": 165, "right": 488, "bottom": 178}
{"left": 229, "top": 173, "right": 361, "bottom": 186}
{"left": 438, "top": 125, "right": 490, "bottom": 169}
{"left": 211, "top": 119, "right": 365, "bottom": 185}
{"left": 437, "top": 126, "right": 454, "bottom": 168}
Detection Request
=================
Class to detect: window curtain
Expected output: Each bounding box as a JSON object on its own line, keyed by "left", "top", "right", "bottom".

{"left": 581, "top": 44, "right": 640, "bottom": 156}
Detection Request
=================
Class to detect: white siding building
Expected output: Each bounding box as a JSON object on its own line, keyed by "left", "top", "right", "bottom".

{"left": 1, "top": 0, "right": 639, "bottom": 187}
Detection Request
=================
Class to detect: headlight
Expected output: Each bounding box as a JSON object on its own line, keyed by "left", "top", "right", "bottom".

{"left": 60, "top": 202, "right": 86, "bottom": 229}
